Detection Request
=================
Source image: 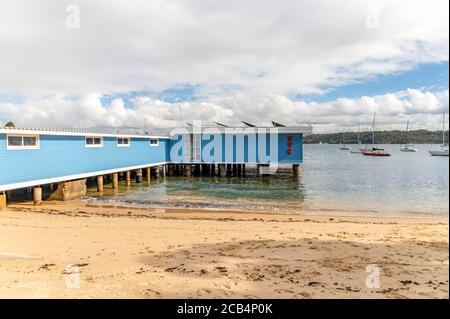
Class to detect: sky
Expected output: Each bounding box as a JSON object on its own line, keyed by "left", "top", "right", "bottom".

{"left": 0, "top": 0, "right": 448, "bottom": 133}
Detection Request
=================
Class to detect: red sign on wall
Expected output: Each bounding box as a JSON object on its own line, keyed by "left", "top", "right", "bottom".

{"left": 287, "top": 136, "right": 293, "bottom": 155}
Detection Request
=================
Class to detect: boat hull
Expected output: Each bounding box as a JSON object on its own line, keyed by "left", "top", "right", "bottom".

{"left": 429, "top": 150, "right": 449, "bottom": 157}
{"left": 400, "top": 148, "right": 417, "bottom": 152}
{"left": 362, "top": 151, "right": 391, "bottom": 157}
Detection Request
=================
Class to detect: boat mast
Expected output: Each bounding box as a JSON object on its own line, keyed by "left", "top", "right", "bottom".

{"left": 372, "top": 112, "right": 376, "bottom": 146}
{"left": 357, "top": 120, "right": 360, "bottom": 145}
{"left": 405, "top": 119, "right": 409, "bottom": 147}
{"left": 443, "top": 112, "right": 445, "bottom": 147}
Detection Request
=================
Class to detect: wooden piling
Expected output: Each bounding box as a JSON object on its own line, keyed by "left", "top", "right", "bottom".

{"left": 293, "top": 164, "right": 301, "bottom": 177}
{"left": 226, "top": 164, "right": 232, "bottom": 176}
{"left": 0, "top": 192, "right": 6, "bottom": 210}
{"left": 135, "top": 169, "right": 143, "bottom": 183}
{"left": 194, "top": 165, "right": 200, "bottom": 176}
{"left": 184, "top": 164, "right": 192, "bottom": 177}
{"left": 33, "top": 187, "right": 42, "bottom": 205}
{"left": 232, "top": 164, "right": 238, "bottom": 176}
{"left": 97, "top": 175, "right": 104, "bottom": 192}
{"left": 153, "top": 166, "right": 160, "bottom": 178}
{"left": 125, "top": 171, "right": 131, "bottom": 186}
{"left": 112, "top": 173, "right": 119, "bottom": 189}
{"left": 218, "top": 164, "right": 226, "bottom": 177}
{"left": 168, "top": 164, "right": 174, "bottom": 176}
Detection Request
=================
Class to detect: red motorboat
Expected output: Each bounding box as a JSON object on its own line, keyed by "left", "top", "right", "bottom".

{"left": 362, "top": 148, "right": 391, "bottom": 157}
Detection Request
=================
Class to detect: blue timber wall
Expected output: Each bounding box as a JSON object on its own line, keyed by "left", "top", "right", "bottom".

{"left": 0, "top": 134, "right": 168, "bottom": 188}
{"left": 169, "top": 132, "right": 303, "bottom": 164}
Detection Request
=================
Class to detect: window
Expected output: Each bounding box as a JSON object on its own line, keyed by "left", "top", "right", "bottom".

{"left": 150, "top": 139, "right": 159, "bottom": 146}
{"left": 7, "top": 134, "right": 39, "bottom": 150}
{"left": 117, "top": 137, "right": 130, "bottom": 147}
{"left": 85, "top": 136, "right": 103, "bottom": 147}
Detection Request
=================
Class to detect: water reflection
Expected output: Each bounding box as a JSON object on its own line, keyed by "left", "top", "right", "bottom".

{"left": 84, "top": 144, "right": 448, "bottom": 217}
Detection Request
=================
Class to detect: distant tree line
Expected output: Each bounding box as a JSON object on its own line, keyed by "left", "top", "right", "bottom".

{"left": 304, "top": 130, "right": 449, "bottom": 144}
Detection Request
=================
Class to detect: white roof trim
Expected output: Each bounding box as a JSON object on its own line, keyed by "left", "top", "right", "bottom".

{"left": 0, "top": 128, "right": 169, "bottom": 139}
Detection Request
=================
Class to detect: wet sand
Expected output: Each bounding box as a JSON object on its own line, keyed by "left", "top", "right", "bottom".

{"left": 0, "top": 201, "right": 448, "bottom": 298}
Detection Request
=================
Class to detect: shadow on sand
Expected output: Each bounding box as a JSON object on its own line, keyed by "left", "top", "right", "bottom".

{"left": 136, "top": 238, "right": 448, "bottom": 298}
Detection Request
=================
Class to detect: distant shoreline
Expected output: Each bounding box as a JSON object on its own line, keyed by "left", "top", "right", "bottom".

{"left": 305, "top": 130, "right": 448, "bottom": 144}
{"left": 304, "top": 142, "right": 448, "bottom": 144}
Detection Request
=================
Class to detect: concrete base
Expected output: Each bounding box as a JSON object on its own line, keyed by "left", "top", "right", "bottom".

{"left": 0, "top": 192, "right": 6, "bottom": 210}
{"left": 257, "top": 164, "right": 270, "bottom": 176}
{"left": 48, "top": 179, "right": 87, "bottom": 201}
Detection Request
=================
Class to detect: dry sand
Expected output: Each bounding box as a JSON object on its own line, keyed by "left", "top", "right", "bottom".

{"left": 0, "top": 201, "right": 448, "bottom": 299}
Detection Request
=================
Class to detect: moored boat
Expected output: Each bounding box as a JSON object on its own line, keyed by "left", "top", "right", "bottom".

{"left": 350, "top": 120, "right": 363, "bottom": 154}
{"left": 362, "top": 112, "right": 391, "bottom": 157}
{"left": 429, "top": 113, "right": 449, "bottom": 157}
{"left": 339, "top": 131, "right": 351, "bottom": 150}
{"left": 429, "top": 149, "right": 449, "bottom": 156}
{"left": 362, "top": 148, "right": 391, "bottom": 156}
{"left": 400, "top": 119, "right": 418, "bottom": 152}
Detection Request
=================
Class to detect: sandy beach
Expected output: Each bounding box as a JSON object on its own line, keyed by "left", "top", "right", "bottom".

{"left": 0, "top": 201, "right": 448, "bottom": 299}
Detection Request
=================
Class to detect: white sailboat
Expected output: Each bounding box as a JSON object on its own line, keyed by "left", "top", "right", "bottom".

{"left": 350, "top": 120, "right": 363, "bottom": 154}
{"left": 429, "top": 113, "right": 449, "bottom": 157}
{"left": 339, "top": 131, "right": 352, "bottom": 150}
{"left": 400, "top": 119, "right": 418, "bottom": 152}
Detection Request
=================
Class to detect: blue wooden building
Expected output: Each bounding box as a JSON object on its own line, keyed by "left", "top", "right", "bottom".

{"left": 0, "top": 124, "right": 312, "bottom": 206}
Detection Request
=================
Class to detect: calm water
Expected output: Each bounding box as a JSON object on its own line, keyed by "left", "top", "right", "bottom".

{"left": 84, "top": 144, "right": 449, "bottom": 217}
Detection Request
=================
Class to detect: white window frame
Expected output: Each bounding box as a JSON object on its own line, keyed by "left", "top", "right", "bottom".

{"left": 85, "top": 136, "right": 104, "bottom": 148}
{"left": 117, "top": 137, "right": 131, "bottom": 147}
{"left": 150, "top": 138, "right": 159, "bottom": 147}
{"left": 6, "top": 134, "right": 40, "bottom": 150}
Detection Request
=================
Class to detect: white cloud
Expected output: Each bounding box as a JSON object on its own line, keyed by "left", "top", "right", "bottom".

{"left": 0, "top": 0, "right": 447, "bottom": 96}
{"left": 0, "top": 1, "right": 448, "bottom": 132}
{"left": 0, "top": 89, "right": 448, "bottom": 133}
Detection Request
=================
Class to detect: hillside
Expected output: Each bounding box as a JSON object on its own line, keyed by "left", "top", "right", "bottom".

{"left": 304, "top": 130, "right": 449, "bottom": 144}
